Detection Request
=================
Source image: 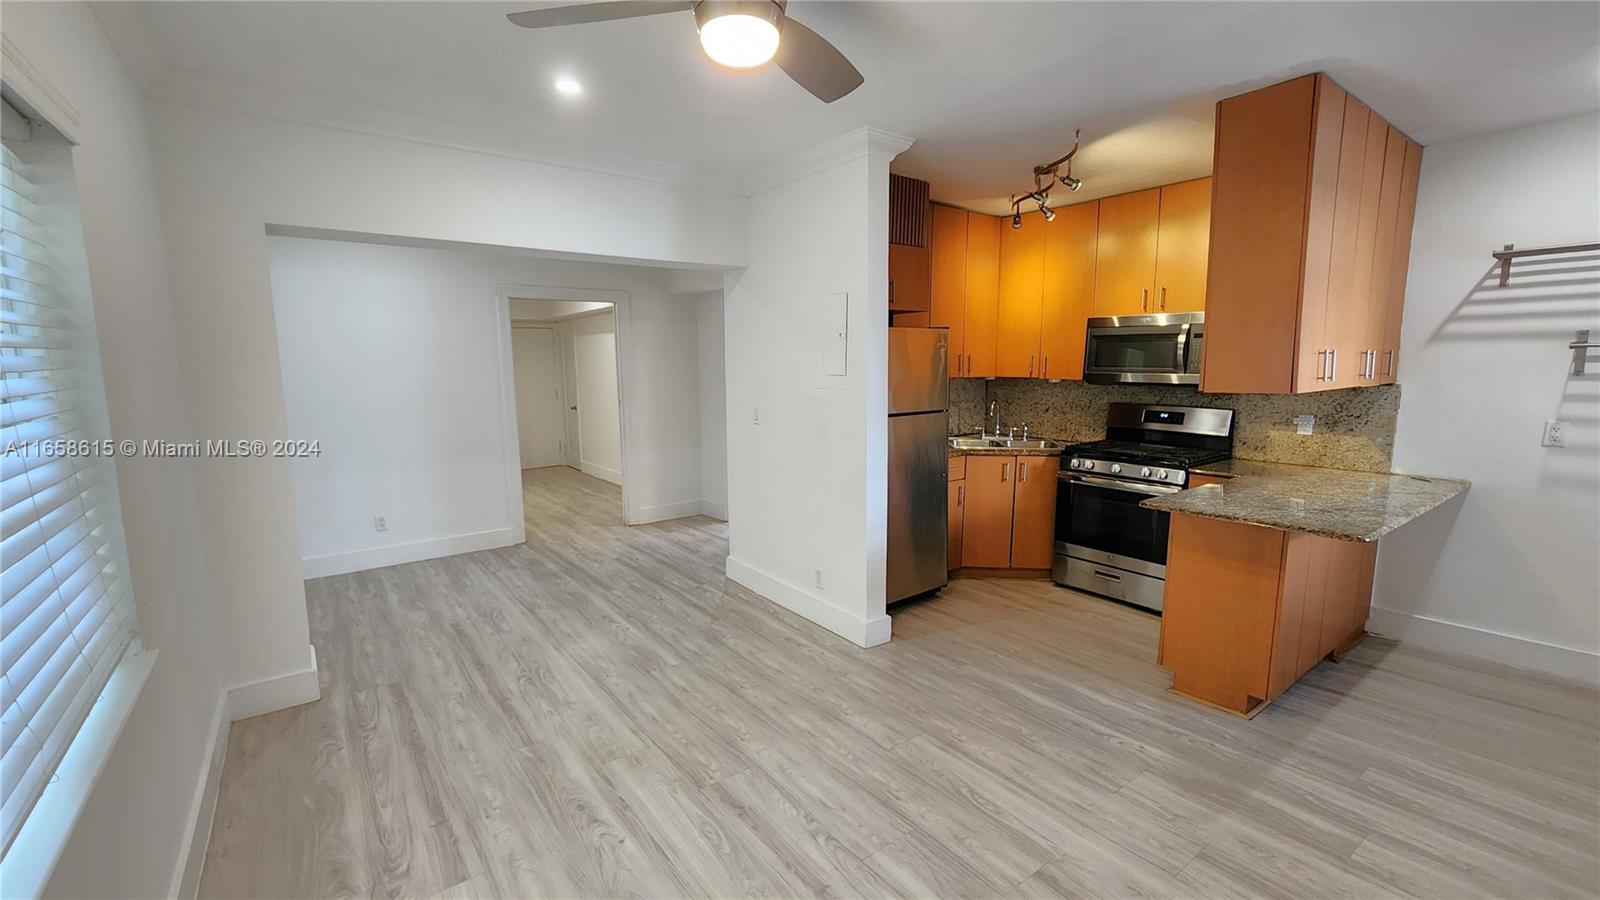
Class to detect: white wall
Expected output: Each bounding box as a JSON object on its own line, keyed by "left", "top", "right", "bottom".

{"left": 724, "top": 129, "right": 908, "bottom": 647}
{"left": 697, "top": 292, "right": 728, "bottom": 520}
{"left": 1372, "top": 112, "right": 1600, "bottom": 683}
{"left": 571, "top": 311, "right": 624, "bottom": 484}
{"left": 142, "top": 97, "right": 746, "bottom": 697}
{"left": 269, "top": 237, "right": 717, "bottom": 577}
{"left": 0, "top": 5, "right": 226, "bottom": 897}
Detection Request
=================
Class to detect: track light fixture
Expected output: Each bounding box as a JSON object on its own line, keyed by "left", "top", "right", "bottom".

{"left": 1009, "top": 128, "right": 1084, "bottom": 224}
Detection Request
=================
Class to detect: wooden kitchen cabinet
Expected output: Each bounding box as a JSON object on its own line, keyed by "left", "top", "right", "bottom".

{"left": 1202, "top": 73, "right": 1422, "bottom": 394}
{"left": 888, "top": 244, "right": 930, "bottom": 312}
{"left": 1039, "top": 201, "right": 1098, "bottom": 381}
{"left": 1093, "top": 188, "right": 1161, "bottom": 316}
{"left": 963, "top": 214, "right": 1002, "bottom": 378}
{"left": 929, "top": 204, "right": 969, "bottom": 375}
{"left": 1009, "top": 456, "right": 1058, "bottom": 569}
{"left": 997, "top": 210, "right": 1046, "bottom": 377}
{"left": 1161, "top": 512, "right": 1379, "bottom": 716}
{"left": 1153, "top": 178, "right": 1212, "bottom": 313}
{"left": 960, "top": 455, "right": 1015, "bottom": 568}
{"left": 947, "top": 478, "right": 964, "bottom": 571}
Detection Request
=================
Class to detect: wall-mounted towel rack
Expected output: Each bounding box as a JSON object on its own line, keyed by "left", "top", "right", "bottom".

{"left": 1571, "top": 330, "right": 1599, "bottom": 376}
{"left": 1493, "top": 242, "right": 1600, "bottom": 287}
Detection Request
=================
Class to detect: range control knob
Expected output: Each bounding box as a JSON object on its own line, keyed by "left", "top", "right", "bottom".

{"left": 1069, "top": 458, "right": 1081, "bottom": 469}
{"left": 1110, "top": 464, "right": 1123, "bottom": 475}
{"left": 1154, "top": 469, "right": 1169, "bottom": 481}
{"left": 1081, "top": 460, "right": 1095, "bottom": 471}
{"left": 1140, "top": 467, "right": 1152, "bottom": 478}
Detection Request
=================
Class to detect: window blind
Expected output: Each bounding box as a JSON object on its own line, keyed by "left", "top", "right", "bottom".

{"left": 0, "top": 134, "right": 138, "bottom": 856}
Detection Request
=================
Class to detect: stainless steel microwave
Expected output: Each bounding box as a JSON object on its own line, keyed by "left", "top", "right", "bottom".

{"left": 1082, "top": 312, "right": 1204, "bottom": 385}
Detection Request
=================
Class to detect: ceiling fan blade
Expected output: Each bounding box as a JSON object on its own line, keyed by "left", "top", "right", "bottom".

{"left": 507, "top": 1, "right": 694, "bottom": 29}
{"left": 774, "top": 17, "right": 863, "bottom": 103}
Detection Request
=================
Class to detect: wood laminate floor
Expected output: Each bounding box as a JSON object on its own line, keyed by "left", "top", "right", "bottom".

{"left": 199, "top": 466, "right": 1599, "bottom": 899}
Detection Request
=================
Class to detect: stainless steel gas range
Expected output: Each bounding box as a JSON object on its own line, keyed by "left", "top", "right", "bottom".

{"left": 1052, "top": 403, "right": 1234, "bottom": 613}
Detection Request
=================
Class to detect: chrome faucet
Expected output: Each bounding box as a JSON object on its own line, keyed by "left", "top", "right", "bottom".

{"left": 986, "top": 400, "right": 1001, "bottom": 438}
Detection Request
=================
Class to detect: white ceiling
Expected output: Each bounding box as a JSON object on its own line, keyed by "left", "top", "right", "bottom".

{"left": 96, "top": 1, "right": 1600, "bottom": 214}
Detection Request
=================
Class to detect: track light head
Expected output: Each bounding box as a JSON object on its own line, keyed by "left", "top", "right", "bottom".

{"left": 1011, "top": 213, "right": 1022, "bottom": 230}
{"left": 1059, "top": 174, "right": 1083, "bottom": 192}
{"left": 1041, "top": 205, "right": 1056, "bottom": 222}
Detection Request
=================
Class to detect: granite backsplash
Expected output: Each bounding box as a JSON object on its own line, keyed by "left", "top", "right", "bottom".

{"left": 949, "top": 378, "right": 1401, "bottom": 473}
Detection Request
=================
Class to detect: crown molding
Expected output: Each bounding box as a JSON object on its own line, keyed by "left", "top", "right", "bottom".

{"left": 741, "top": 126, "right": 915, "bottom": 196}
{"left": 1, "top": 33, "right": 83, "bottom": 143}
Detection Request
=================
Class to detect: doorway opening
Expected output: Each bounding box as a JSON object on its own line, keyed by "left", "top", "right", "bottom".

{"left": 508, "top": 297, "right": 624, "bottom": 521}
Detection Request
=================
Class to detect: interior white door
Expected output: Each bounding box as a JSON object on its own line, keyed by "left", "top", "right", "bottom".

{"left": 573, "top": 312, "right": 623, "bottom": 484}
{"left": 511, "top": 326, "right": 564, "bottom": 469}
{"left": 558, "top": 327, "right": 581, "bottom": 468}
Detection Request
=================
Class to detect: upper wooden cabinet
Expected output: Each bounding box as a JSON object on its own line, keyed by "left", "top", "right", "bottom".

{"left": 929, "top": 204, "right": 969, "bottom": 375}
{"left": 1039, "top": 201, "right": 1098, "bottom": 381}
{"left": 1093, "top": 188, "right": 1161, "bottom": 316}
{"left": 888, "top": 174, "right": 932, "bottom": 315}
{"left": 1153, "top": 178, "right": 1212, "bottom": 313}
{"left": 1201, "top": 73, "right": 1422, "bottom": 394}
{"left": 997, "top": 210, "right": 1046, "bottom": 377}
{"left": 888, "top": 244, "right": 930, "bottom": 312}
{"left": 963, "top": 214, "right": 1002, "bottom": 378}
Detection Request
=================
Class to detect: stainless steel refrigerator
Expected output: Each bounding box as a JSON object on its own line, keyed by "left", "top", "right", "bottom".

{"left": 887, "top": 327, "right": 949, "bottom": 604}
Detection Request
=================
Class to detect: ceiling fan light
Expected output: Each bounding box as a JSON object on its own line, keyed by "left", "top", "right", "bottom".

{"left": 698, "top": 13, "right": 781, "bottom": 68}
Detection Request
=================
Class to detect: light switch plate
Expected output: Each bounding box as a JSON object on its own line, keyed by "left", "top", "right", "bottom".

{"left": 818, "top": 291, "right": 848, "bottom": 378}
{"left": 1293, "top": 415, "right": 1315, "bottom": 436}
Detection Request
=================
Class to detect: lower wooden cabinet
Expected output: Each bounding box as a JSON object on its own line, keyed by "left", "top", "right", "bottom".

{"left": 961, "top": 456, "right": 1015, "bottom": 568}
{"left": 1010, "top": 457, "right": 1058, "bottom": 568}
{"left": 947, "top": 479, "right": 964, "bottom": 570}
{"left": 954, "top": 454, "right": 1058, "bottom": 571}
{"left": 1160, "top": 512, "right": 1378, "bottom": 715}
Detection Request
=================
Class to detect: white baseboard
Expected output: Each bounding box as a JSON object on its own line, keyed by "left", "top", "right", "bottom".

{"left": 726, "top": 557, "right": 891, "bottom": 648}
{"left": 1367, "top": 606, "right": 1600, "bottom": 685}
{"left": 634, "top": 499, "right": 708, "bottom": 524}
{"left": 700, "top": 500, "right": 728, "bottom": 521}
{"left": 579, "top": 460, "right": 623, "bottom": 485}
{"left": 300, "top": 527, "right": 519, "bottom": 579}
{"left": 225, "top": 645, "right": 321, "bottom": 721}
{"left": 169, "top": 692, "right": 230, "bottom": 899}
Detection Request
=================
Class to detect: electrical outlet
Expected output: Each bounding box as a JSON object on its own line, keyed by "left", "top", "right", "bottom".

{"left": 814, "top": 568, "right": 823, "bottom": 590}
{"left": 1293, "top": 414, "right": 1315, "bottom": 436}
{"left": 752, "top": 406, "right": 760, "bottom": 425}
{"left": 374, "top": 515, "right": 387, "bottom": 532}
{"left": 1542, "top": 420, "right": 1569, "bottom": 448}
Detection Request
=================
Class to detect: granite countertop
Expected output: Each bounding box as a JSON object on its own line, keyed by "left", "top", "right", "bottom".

{"left": 1142, "top": 458, "right": 1469, "bottom": 542}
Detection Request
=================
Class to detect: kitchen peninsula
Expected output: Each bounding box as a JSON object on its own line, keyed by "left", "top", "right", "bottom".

{"left": 1148, "top": 460, "right": 1469, "bottom": 716}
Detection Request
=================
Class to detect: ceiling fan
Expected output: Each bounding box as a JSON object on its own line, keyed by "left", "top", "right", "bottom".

{"left": 507, "top": 1, "right": 864, "bottom": 103}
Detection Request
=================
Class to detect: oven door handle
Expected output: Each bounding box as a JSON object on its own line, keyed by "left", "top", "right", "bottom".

{"left": 1071, "top": 474, "right": 1184, "bottom": 496}
{"left": 1174, "top": 324, "right": 1189, "bottom": 371}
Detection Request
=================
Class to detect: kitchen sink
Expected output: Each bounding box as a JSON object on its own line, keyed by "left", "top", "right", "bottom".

{"left": 948, "top": 436, "right": 1063, "bottom": 450}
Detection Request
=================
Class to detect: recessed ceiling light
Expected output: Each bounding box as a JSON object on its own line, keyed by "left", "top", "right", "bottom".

{"left": 553, "top": 76, "right": 583, "bottom": 96}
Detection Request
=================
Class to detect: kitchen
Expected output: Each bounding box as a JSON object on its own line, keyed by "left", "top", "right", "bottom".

{"left": 886, "top": 73, "right": 1472, "bottom": 717}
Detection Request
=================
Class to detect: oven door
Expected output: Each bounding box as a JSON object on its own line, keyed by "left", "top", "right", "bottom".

{"left": 1082, "top": 320, "right": 1196, "bottom": 385}
{"left": 1054, "top": 474, "right": 1179, "bottom": 573}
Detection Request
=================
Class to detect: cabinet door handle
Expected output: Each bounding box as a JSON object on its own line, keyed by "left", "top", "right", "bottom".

{"left": 1384, "top": 349, "right": 1394, "bottom": 378}
{"left": 1160, "top": 286, "right": 1167, "bottom": 311}
{"left": 1028, "top": 354, "right": 1035, "bottom": 377}
{"left": 1316, "top": 350, "right": 1327, "bottom": 381}
{"left": 1042, "top": 356, "right": 1049, "bottom": 379}
{"left": 1329, "top": 348, "right": 1337, "bottom": 381}
{"left": 967, "top": 354, "right": 973, "bottom": 374}
{"left": 957, "top": 485, "right": 963, "bottom": 506}
{"left": 1141, "top": 288, "right": 1149, "bottom": 311}
{"left": 1020, "top": 462, "right": 1027, "bottom": 483}
{"left": 1001, "top": 463, "right": 1009, "bottom": 482}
